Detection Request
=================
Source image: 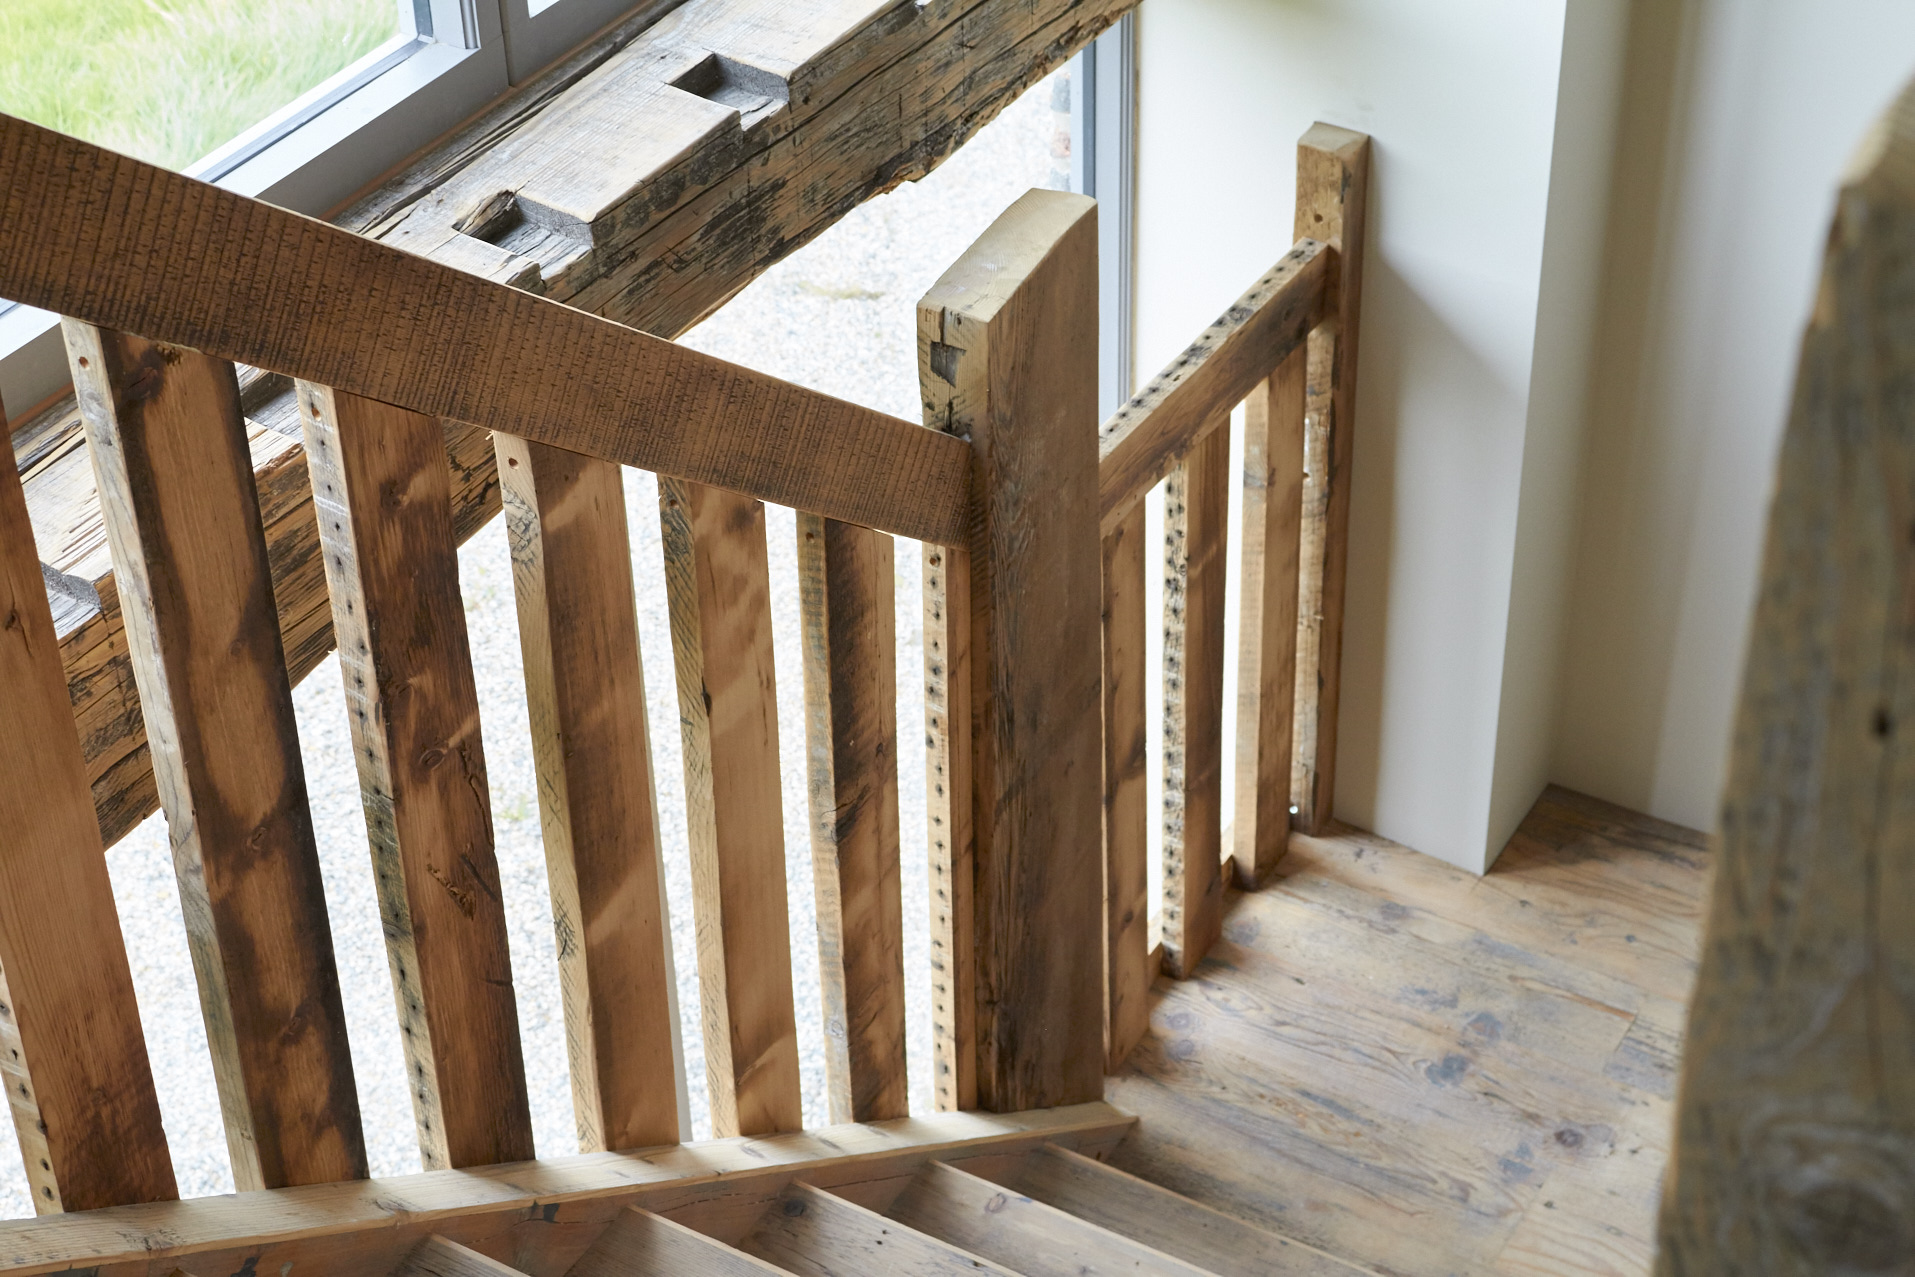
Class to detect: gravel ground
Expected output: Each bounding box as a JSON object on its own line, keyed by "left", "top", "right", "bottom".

{"left": 0, "top": 72, "right": 1067, "bottom": 1214}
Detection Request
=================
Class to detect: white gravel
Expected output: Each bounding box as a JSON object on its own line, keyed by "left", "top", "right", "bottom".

{"left": 0, "top": 71, "right": 1066, "bottom": 1215}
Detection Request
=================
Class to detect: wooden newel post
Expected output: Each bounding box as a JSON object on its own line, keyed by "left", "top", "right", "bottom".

{"left": 917, "top": 189, "right": 1104, "bottom": 1112}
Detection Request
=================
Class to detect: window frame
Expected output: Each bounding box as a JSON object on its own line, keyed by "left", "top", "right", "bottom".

{"left": 1068, "top": 13, "right": 1139, "bottom": 419}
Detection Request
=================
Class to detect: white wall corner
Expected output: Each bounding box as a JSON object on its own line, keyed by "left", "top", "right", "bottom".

{"left": 1483, "top": 0, "right": 1633, "bottom": 869}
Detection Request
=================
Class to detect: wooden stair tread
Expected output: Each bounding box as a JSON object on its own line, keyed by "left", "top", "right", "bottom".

{"left": 570, "top": 1208, "right": 788, "bottom": 1276}
{"left": 1009, "top": 1143, "right": 1375, "bottom": 1277}
{"left": 392, "top": 1235, "right": 528, "bottom": 1276}
{"left": 741, "top": 1181, "right": 1021, "bottom": 1277}
{"left": 887, "top": 1158, "right": 1216, "bottom": 1277}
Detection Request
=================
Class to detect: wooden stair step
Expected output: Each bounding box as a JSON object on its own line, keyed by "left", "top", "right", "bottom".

{"left": 570, "top": 1208, "right": 788, "bottom": 1276}
{"left": 740, "top": 1181, "right": 1020, "bottom": 1277}
{"left": 886, "top": 1158, "right": 1216, "bottom": 1277}
{"left": 1008, "top": 1143, "right": 1375, "bottom": 1277}
{"left": 391, "top": 1235, "right": 528, "bottom": 1277}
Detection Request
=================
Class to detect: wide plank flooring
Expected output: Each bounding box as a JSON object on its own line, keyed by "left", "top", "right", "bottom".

{"left": 1107, "top": 785, "right": 1710, "bottom": 1277}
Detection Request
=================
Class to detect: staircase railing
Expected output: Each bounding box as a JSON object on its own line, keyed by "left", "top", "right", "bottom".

{"left": 0, "top": 101, "right": 1366, "bottom": 1268}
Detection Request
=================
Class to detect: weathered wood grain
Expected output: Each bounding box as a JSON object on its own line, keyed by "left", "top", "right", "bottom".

{"left": 0, "top": 113, "right": 970, "bottom": 547}
{"left": 922, "top": 541, "right": 975, "bottom": 1112}
{"left": 1655, "top": 77, "right": 1915, "bottom": 1276}
{"left": 1098, "top": 241, "right": 1329, "bottom": 537}
{"left": 298, "top": 384, "right": 533, "bottom": 1170}
{"left": 743, "top": 1182, "right": 1019, "bottom": 1277}
{"left": 797, "top": 514, "right": 908, "bottom": 1124}
{"left": 658, "top": 477, "right": 801, "bottom": 1138}
{"left": 1102, "top": 506, "right": 1151, "bottom": 1069}
{"left": 496, "top": 436, "right": 681, "bottom": 1153}
{"left": 0, "top": 388, "right": 174, "bottom": 1214}
{"left": 887, "top": 1159, "right": 1213, "bottom": 1277}
{"left": 24, "top": 0, "right": 1132, "bottom": 854}
{"left": 917, "top": 190, "right": 1105, "bottom": 1112}
{"left": 1290, "top": 124, "right": 1370, "bottom": 834}
{"left": 568, "top": 1207, "right": 788, "bottom": 1277}
{"left": 1161, "top": 418, "right": 1230, "bottom": 978}
{"left": 67, "top": 324, "right": 364, "bottom": 1190}
{"left": 0, "top": 1103, "right": 1130, "bottom": 1276}
{"left": 1233, "top": 344, "right": 1306, "bottom": 887}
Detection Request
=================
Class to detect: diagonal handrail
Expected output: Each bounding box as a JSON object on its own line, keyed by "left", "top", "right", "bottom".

{"left": 0, "top": 114, "right": 973, "bottom": 546}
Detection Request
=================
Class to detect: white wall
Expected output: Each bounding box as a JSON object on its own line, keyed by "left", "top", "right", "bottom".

{"left": 1551, "top": 0, "right": 1915, "bottom": 833}
{"left": 1136, "top": 0, "right": 1627, "bottom": 871}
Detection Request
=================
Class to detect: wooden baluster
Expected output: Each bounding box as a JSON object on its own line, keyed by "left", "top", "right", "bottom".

{"left": 658, "top": 479, "right": 801, "bottom": 1138}
{"left": 1232, "top": 344, "right": 1308, "bottom": 887}
{"left": 0, "top": 388, "right": 175, "bottom": 1213}
{"left": 1102, "top": 505, "right": 1150, "bottom": 1069}
{"left": 922, "top": 541, "right": 975, "bottom": 1112}
{"left": 1655, "top": 77, "right": 1915, "bottom": 1273}
{"left": 1161, "top": 416, "right": 1230, "bottom": 978}
{"left": 1290, "top": 124, "right": 1371, "bottom": 834}
{"left": 797, "top": 513, "right": 908, "bottom": 1124}
{"left": 917, "top": 189, "right": 1103, "bottom": 1112}
{"left": 68, "top": 325, "right": 365, "bottom": 1189}
{"left": 298, "top": 383, "right": 533, "bottom": 1169}
{"left": 496, "top": 437, "right": 683, "bottom": 1152}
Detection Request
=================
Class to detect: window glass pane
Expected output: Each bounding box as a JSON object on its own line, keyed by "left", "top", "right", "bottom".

{"left": 0, "top": 0, "right": 402, "bottom": 172}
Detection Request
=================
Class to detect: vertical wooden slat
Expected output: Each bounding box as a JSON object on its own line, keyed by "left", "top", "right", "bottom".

{"left": 1290, "top": 123, "right": 1372, "bottom": 835}
{"left": 658, "top": 478, "right": 801, "bottom": 1138}
{"left": 496, "top": 437, "right": 681, "bottom": 1153}
{"left": 1232, "top": 343, "right": 1308, "bottom": 888}
{"left": 0, "top": 389, "right": 175, "bottom": 1213}
{"left": 797, "top": 513, "right": 909, "bottom": 1124}
{"left": 1161, "top": 417, "right": 1230, "bottom": 978}
{"left": 923, "top": 541, "right": 976, "bottom": 1112}
{"left": 1101, "top": 505, "right": 1150, "bottom": 1070}
{"left": 69, "top": 325, "right": 364, "bottom": 1190}
{"left": 1655, "top": 78, "right": 1915, "bottom": 1274}
{"left": 917, "top": 189, "right": 1103, "bottom": 1112}
{"left": 298, "top": 382, "right": 533, "bottom": 1170}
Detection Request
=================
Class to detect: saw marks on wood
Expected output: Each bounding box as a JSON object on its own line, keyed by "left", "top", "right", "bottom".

{"left": 1106, "top": 785, "right": 1709, "bottom": 1276}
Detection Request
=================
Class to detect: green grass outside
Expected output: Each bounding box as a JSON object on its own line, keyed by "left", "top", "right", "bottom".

{"left": 0, "top": 0, "right": 400, "bottom": 171}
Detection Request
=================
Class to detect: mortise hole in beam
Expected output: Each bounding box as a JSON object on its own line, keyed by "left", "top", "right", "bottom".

{"left": 670, "top": 52, "right": 790, "bottom": 122}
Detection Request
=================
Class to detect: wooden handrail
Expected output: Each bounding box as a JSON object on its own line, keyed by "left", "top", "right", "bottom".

{"left": 1098, "top": 238, "right": 1331, "bottom": 537}
{"left": 0, "top": 114, "right": 973, "bottom": 547}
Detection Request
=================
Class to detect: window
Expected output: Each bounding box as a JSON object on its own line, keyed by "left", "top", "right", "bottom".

{"left": 0, "top": 0, "right": 664, "bottom": 418}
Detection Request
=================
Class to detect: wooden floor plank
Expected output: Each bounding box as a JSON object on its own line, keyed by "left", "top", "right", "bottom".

{"left": 1162, "top": 418, "right": 1230, "bottom": 977}
{"left": 797, "top": 514, "right": 908, "bottom": 1124}
{"left": 659, "top": 478, "right": 801, "bottom": 1138}
{"left": 886, "top": 1159, "right": 1213, "bottom": 1277}
{"left": 568, "top": 1208, "right": 787, "bottom": 1277}
{"left": 497, "top": 437, "right": 682, "bottom": 1153}
{"left": 1010, "top": 1143, "right": 1374, "bottom": 1277}
{"left": 0, "top": 388, "right": 174, "bottom": 1213}
{"left": 1108, "top": 791, "right": 1704, "bottom": 1276}
{"left": 71, "top": 325, "right": 364, "bottom": 1190}
{"left": 742, "top": 1183, "right": 1020, "bottom": 1277}
{"left": 300, "top": 384, "right": 533, "bottom": 1169}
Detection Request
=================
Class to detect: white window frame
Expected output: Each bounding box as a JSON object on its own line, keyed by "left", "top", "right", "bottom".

{"left": 0, "top": 0, "right": 668, "bottom": 417}
{"left": 1068, "top": 13, "right": 1138, "bottom": 418}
